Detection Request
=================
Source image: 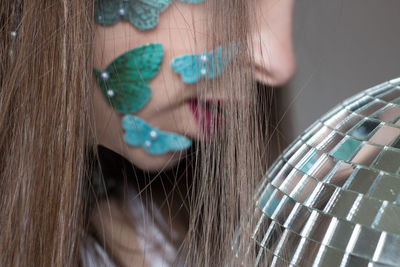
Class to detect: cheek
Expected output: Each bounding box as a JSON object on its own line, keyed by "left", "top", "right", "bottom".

{"left": 93, "top": 86, "right": 188, "bottom": 171}
{"left": 93, "top": 2, "right": 208, "bottom": 69}
{"left": 93, "top": 84, "right": 121, "bottom": 149}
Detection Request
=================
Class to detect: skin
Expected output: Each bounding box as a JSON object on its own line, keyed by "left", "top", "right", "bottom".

{"left": 93, "top": 0, "right": 295, "bottom": 171}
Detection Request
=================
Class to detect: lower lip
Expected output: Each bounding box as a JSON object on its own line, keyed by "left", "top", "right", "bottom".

{"left": 187, "top": 99, "right": 220, "bottom": 137}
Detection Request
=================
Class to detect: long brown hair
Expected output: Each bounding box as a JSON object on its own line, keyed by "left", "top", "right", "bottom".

{"left": 0, "top": 0, "right": 279, "bottom": 265}
{"left": 1, "top": 0, "right": 94, "bottom": 265}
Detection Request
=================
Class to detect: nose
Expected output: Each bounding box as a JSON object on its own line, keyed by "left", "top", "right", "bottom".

{"left": 250, "top": 0, "right": 296, "bottom": 86}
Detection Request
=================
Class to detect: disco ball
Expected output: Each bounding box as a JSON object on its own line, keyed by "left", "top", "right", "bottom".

{"left": 254, "top": 78, "right": 400, "bottom": 266}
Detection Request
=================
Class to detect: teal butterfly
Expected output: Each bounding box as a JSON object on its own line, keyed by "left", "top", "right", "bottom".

{"left": 179, "top": 0, "right": 205, "bottom": 2}
{"left": 170, "top": 44, "right": 236, "bottom": 84}
{"left": 122, "top": 115, "right": 192, "bottom": 155}
{"left": 95, "top": 0, "right": 205, "bottom": 31}
{"left": 93, "top": 43, "right": 163, "bottom": 114}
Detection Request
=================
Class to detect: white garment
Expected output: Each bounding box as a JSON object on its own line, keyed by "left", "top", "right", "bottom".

{"left": 80, "top": 235, "right": 117, "bottom": 267}
{"left": 81, "top": 187, "right": 182, "bottom": 267}
{"left": 127, "top": 187, "right": 181, "bottom": 267}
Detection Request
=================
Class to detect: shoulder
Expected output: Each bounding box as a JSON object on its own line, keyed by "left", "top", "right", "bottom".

{"left": 83, "top": 188, "right": 182, "bottom": 267}
{"left": 85, "top": 197, "right": 149, "bottom": 267}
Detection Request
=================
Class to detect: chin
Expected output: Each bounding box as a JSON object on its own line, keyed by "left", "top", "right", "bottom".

{"left": 123, "top": 148, "right": 189, "bottom": 172}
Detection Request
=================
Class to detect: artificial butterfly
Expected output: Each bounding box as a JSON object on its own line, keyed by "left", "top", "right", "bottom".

{"left": 170, "top": 44, "right": 237, "bottom": 84}
{"left": 122, "top": 115, "right": 192, "bottom": 155}
{"left": 95, "top": 0, "right": 206, "bottom": 31}
{"left": 179, "top": 0, "right": 205, "bottom": 2}
{"left": 93, "top": 43, "right": 163, "bottom": 114}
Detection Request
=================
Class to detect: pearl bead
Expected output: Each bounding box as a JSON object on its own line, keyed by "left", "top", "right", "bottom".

{"left": 10, "top": 31, "right": 17, "bottom": 38}
{"left": 119, "top": 8, "right": 126, "bottom": 16}
{"left": 144, "top": 140, "right": 151, "bottom": 148}
{"left": 200, "top": 68, "right": 207, "bottom": 75}
{"left": 107, "top": 89, "right": 115, "bottom": 97}
{"left": 101, "top": 71, "right": 110, "bottom": 80}
{"left": 149, "top": 130, "right": 158, "bottom": 140}
{"left": 200, "top": 54, "right": 208, "bottom": 62}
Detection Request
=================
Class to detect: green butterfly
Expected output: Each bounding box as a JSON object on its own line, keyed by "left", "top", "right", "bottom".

{"left": 93, "top": 43, "right": 163, "bottom": 114}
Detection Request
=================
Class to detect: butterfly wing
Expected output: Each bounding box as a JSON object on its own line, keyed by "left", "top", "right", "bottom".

{"left": 171, "top": 45, "right": 238, "bottom": 84}
{"left": 122, "top": 115, "right": 153, "bottom": 147}
{"left": 207, "top": 44, "right": 238, "bottom": 79}
{"left": 170, "top": 54, "right": 201, "bottom": 84}
{"left": 94, "top": 0, "right": 121, "bottom": 26}
{"left": 146, "top": 0, "right": 173, "bottom": 11}
{"left": 147, "top": 131, "right": 192, "bottom": 155}
{"left": 178, "top": 0, "right": 206, "bottom": 3}
{"left": 126, "top": 0, "right": 173, "bottom": 31}
{"left": 207, "top": 46, "right": 224, "bottom": 79}
{"left": 122, "top": 115, "right": 191, "bottom": 155}
{"left": 94, "top": 43, "right": 163, "bottom": 114}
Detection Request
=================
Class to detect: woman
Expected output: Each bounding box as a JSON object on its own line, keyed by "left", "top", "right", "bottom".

{"left": 0, "top": 0, "right": 295, "bottom": 266}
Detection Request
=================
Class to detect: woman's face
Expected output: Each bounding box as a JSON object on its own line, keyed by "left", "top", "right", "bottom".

{"left": 93, "top": 0, "right": 295, "bottom": 171}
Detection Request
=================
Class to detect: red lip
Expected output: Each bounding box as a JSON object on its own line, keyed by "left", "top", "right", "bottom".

{"left": 187, "top": 99, "right": 222, "bottom": 137}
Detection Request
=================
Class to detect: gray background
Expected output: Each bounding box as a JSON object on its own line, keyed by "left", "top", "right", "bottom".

{"left": 281, "top": 0, "right": 400, "bottom": 143}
